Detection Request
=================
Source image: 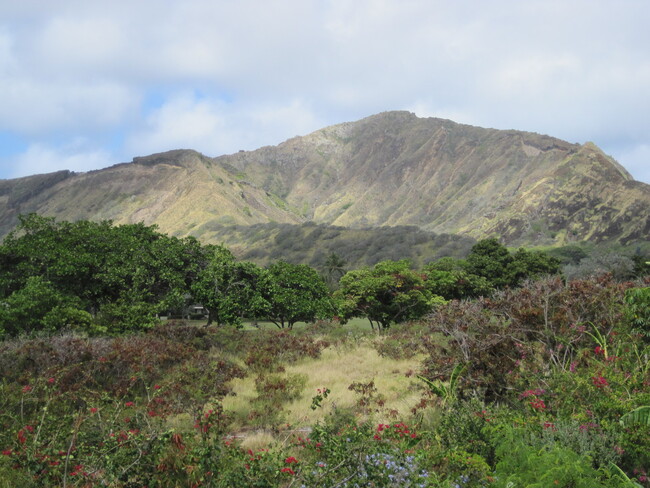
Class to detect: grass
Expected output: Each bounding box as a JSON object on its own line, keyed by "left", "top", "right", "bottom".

{"left": 221, "top": 340, "right": 425, "bottom": 432}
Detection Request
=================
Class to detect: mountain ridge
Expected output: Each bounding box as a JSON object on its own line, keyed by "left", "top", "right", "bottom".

{"left": 0, "top": 111, "right": 648, "bottom": 248}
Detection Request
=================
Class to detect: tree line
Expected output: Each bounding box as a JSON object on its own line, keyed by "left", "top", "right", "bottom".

{"left": 0, "top": 214, "right": 565, "bottom": 337}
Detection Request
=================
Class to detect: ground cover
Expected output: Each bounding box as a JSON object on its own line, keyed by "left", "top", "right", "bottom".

{"left": 0, "top": 275, "right": 648, "bottom": 487}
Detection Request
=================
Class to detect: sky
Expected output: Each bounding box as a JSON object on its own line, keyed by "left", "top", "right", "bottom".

{"left": 0, "top": 0, "right": 649, "bottom": 183}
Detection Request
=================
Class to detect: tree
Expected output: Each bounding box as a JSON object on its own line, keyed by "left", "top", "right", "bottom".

{"left": 508, "top": 248, "right": 562, "bottom": 286}
{"left": 0, "top": 214, "right": 204, "bottom": 334}
{"left": 336, "top": 260, "right": 444, "bottom": 330}
{"left": 464, "top": 238, "right": 515, "bottom": 288}
{"left": 191, "top": 247, "right": 268, "bottom": 327}
{"left": 262, "top": 261, "right": 332, "bottom": 329}
{"left": 0, "top": 276, "right": 91, "bottom": 337}
{"left": 464, "top": 238, "right": 561, "bottom": 288}
{"left": 322, "top": 252, "right": 347, "bottom": 289}
{"left": 423, "top": 266, "right": 493, "bottom": 300}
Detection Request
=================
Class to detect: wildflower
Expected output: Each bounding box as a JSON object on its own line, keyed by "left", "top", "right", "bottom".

{"left": 281, "top": 467, "right": 296, "bottom": 475}
{"left": 125, "top": 401, "right": 135, "bottom": 407}
{"left": 89, "top": 407, "right": 98, "bottom": 414}
{"left": 47, "top": 377, "right": 55, "bottom": 384}
{"left": 543, "top": 422, "right": 555, "bottom": 430}
{"left": 592, "top": 376, "right": 608, "bottom": 388}
{"left": 1, "top": 449, "right": 12, "bottom": 456}
{"left": 520, "top": 388, "right": 545, "bottom": 399}
{"left": 154, "top": 384, "right": 161, "bottom": 390}
{"left": 22, "top": 385, "right": 32, "bottom": 393}
{"left": 594, "top": 346, "right": 604, "bottom": 355}
{"left": 285, "top": 456, "right": 298, "bottom": 464}
{"left": 579, "top": 422, "right": 599, "bottom": 432}
{"left": 529, "top": 398, "right": 546, "bottom": 410}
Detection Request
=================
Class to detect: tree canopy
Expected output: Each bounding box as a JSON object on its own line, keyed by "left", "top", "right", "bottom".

{"left": 336, "top": 260, "right": 445, "bottom": 330}
{"left": 261, "top": 261, "right": 333, "bottom": 329}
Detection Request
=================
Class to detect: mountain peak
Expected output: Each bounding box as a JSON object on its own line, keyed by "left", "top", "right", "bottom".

{"left": 0, "top": 113, "right": 647, "bottom": 247}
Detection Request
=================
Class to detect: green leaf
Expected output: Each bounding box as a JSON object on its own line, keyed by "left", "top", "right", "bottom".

{"left": 620, "top": 406, "right": 650, "bottom": 427}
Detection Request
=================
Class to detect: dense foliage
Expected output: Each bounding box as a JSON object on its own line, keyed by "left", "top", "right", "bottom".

{"left": 0, "top": 275, "right": 648, "bottom": 486}
{"left": 1, "top": 215, "right": 648, "bottom": 486}
{"left": 336, "top": 260, "right": 445, "bottom": 330}
{"left": 0, "top": 216, "right": 568, "bottom": 337}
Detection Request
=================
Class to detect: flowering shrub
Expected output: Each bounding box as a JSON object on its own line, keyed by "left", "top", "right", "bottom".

{"left": 1, "top": 276, "right": 649, "bottom": 486}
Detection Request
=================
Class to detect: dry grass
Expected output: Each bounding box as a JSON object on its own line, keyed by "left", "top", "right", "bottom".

{"left": 221, "top": 341, "right": 425, "bottom": 431}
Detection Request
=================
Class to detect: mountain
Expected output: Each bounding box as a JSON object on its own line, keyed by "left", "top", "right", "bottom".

{"left": 1, "top": 111, "right": 648, "bottom": 250}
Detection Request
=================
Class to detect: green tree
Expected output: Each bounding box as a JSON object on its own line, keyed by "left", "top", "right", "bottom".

{"left": 464, "top": 238, "right": 515, "bottom": 288}
{"left": 0, "top": 214, "right": 204, "bottom": 334}
{"left": 336, "top": 260, "right": 444, "bottom": 330}
{"left": 262, "top": 261, "right": 332, "bottom": 329}
{"left": 0, "top": 276, "right": 91, "bottom": 337}
{"left": 322, "top": 252, "right": 347, "bottom": 289}
{"left": 508, "top": 247, "right": 562, "bottom": 285}
{"left": 423, "top": 267, "right": 493, "bottom": 300}
{"left": 191, "top": 246, "right": 268, "bottom": 327}
{"left": 464, "top": 238, "right": 561, "bottom": 288}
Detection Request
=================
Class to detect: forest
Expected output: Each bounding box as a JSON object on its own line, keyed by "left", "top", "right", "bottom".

{"left": 0, "top": 214, "right": 648, "bottom": 487}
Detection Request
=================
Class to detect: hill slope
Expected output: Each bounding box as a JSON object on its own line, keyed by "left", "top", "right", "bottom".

{"left": 220, "top": 111, "right": 649, "bottom": 245}
{"left": 0, "top": 111, "right": 648, "bottom": 248}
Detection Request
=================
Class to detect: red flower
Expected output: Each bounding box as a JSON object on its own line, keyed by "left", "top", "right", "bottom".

{"left": 281, "top": 467, "right": 296, "bottom": 475}
{"left": 592, "top": 376, "right": 608, "bottom": 388}
{"left": 125, "top": 401, "right": 135, "bottom": 407}
{"left": 594, "top": 346, "right": 604, "bottom": 355}
{"left": 47, "top": 377, "right": 55, "bottom": 384}
{"left": 1, "top": 449, "right": 12, "bottom": 456}
{"left": 529, "top": 398, "right": 546, "bottom": 410}
{"left": 284, "top": 456, "right": 298, "bottom": 464}
{"left": 154, "top": 384, "right": 161, "bottom": 390}
{"left": 89, "top": 407, "right": 98, "bottom": 414}
{"left": 22, "top": 385, "right": 32, "bottom": 393}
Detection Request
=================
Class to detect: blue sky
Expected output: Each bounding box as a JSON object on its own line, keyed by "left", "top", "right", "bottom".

{"left": 0, "top": 0, "right": 649, "bottom": 183}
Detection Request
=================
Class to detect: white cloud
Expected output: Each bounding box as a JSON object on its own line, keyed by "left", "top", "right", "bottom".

{"left": 0, "top": 78, "right": 137, "bottom": 135}
{"left": 127, "top": 93, "right": 324, "bottom": 157}
{"left": 0, "top": 0, "right": 649, "bottom": 183}
{"left": 9, "top": 142, "right": 113, "bottom": 179}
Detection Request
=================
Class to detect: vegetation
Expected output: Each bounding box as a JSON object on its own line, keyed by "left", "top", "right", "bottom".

{"left": 201, "top": 221, "right": 476, "bottom": 270}
{"left": 336, "top": 260, "right": 445, "bottom": 330}
{"left": 0, "top": 215, "right": 649, "bottom": 486}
